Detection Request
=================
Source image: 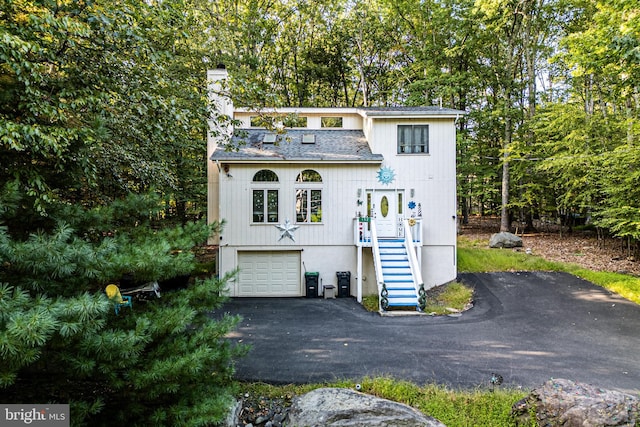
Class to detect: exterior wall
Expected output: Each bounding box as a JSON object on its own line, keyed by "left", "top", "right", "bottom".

{"left": 217, "top": 162, "right": 380, "bottom": 296}
{"left": 209, "top": 105, "right": 459, "bottom": 295}
{"left": 217, "top": 163, "right": 379, "bottom": 247}
{"left": 220, "top": 245, "right": 359, "bottom": 297}
{"left": 364, "top": 117, "right": 458, "bottom": 288}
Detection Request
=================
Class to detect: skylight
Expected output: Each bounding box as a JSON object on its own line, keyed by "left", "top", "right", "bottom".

{"left": 263, "top": 134, "right": 277, "bottom": 144}
{"left": 302, "top": 134, "right": 315, "bottom": 144}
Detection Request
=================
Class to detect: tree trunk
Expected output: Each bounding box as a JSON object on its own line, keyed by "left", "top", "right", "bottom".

{"left": 500, "top": 152, "right": 511, "bottom": 232}
{"left": 500, "top": 108, "right": 512, "bottom": 232}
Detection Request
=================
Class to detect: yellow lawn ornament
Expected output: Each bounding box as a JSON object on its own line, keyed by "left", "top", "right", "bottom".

{"left": 105, "top": 284, "right": 133, "bottom": 315}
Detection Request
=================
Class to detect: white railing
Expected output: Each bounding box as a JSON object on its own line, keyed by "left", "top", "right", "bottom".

{"left": 403, "top": 219, "right": 424, "bottom": 308}
{"left": 354, "top": 217, "right": 372, "bottom": 246}
{"left": 400, "top": 217, "right": 423, "bottom": 245}
{"left": 369, "top": 218, "right": 386, "bottom": 311}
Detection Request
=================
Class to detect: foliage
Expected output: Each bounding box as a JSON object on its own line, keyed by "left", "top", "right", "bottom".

{"left": 0, "top": 0, "right": 211, "bottom": 220}
{"left": 240, "top": 377, "right": 531, "bottom": 427}
{"left": 0, "top": 188, "right": 243, "bottom": 426}
{"left": 207, "top": 0, "right": 640, "bottom": 246}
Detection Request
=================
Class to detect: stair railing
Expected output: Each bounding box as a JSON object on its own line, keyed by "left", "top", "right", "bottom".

{"left": 403, "top": 219, "right": 426, "bottom": 311}
{"left": 370, "top": 218, "right": 387, "bottom": 311}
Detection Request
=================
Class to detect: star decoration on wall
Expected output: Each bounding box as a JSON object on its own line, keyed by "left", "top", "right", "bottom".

{"left": 275, "top": 219, "right": 300, "bottom": 242}
{"left": 376, "top": 166, "right": 396, "bottom": 185}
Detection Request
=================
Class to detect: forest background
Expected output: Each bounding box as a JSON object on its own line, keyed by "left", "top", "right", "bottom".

{"left": 1, "top": 0, "right": 638, "bottom": 425}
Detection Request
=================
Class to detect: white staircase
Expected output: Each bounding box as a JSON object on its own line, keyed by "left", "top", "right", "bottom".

{"left": 378, "top": 239, "right": 420, "bottom": 308}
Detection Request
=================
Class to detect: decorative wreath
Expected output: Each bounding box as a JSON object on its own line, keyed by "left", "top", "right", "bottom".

{"left": 408, "top": 218, "right": 417, "bottom": 227}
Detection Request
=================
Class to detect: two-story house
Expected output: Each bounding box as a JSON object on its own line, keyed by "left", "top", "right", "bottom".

{"left": 207, "top": 67, "right": 463, "bottom": 311}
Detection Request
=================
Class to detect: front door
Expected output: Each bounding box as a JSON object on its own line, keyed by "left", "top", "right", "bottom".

{"left": 371, "top": 190, "right": 397, "bottom": 237}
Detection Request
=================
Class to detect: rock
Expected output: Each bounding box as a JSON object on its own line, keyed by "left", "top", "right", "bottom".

{"left": 512, "top": 379, "right": 639, "bottom": 427}
{"left": 489, "top": 232, "right": 523, "bottom": 248}
{"left": 287, "top": 387, "right": 446, "bottom": 427}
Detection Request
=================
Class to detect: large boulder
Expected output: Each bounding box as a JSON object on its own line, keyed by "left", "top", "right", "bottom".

{"left": 287, "top": 387, "right": 446, "bottom": 427}
{"left": 489, "top": 232, "right": 523, "bottom": 248}
{"left": 512, "top": 379, "right": 639, "bottom": 427}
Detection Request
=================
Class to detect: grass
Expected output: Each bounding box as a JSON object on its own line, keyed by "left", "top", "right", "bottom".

{"left": 361, "top": 279, "right": 474, "bottom": 314}
{"left": 457, "top": 236, "right": 640, "bottom": 304}
{"left": 423, "top": 281, "right": 474, "bottom": 315}
{"left": 236, "top": 377, "right": 532, "bottom": 427}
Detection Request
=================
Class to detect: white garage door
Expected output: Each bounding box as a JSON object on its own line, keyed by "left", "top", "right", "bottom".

{"left": 237, "top": 251, "right": 301, "bottom": 296}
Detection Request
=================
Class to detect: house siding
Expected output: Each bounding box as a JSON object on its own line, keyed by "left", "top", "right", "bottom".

{"left": 208, "top": 96, "right": 461, "bottom": 297}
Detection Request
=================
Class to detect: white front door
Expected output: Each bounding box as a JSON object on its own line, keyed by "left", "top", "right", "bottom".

{"left": 372, "top": 191, "right": 397, "bottom": 237}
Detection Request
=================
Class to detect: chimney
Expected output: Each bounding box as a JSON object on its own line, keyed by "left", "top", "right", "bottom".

{"left": 207, "top": 66, "right": 233, "bottom": 118}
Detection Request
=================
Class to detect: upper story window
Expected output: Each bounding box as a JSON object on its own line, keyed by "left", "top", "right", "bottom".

{"left": 283, "top": 115, "right": 307, "bottom": 128}
{"left": 296, "top": 169, "right": 322, "bottom": 183}
{"left": 398, "top": 125, "right": 429, "bottom": 154}
{"left": 252, "top": 169, "right": 279, "bottom": 223}
{"left": 295, "top": 170, "right": 322, "bottom": 223}
{"left": 249, "top": 116, "right": 261, "bottom": 127}
{"left": 249, "top": 115, "right": 307, "bottom": 128}
{"left": 321, "top": 117, "right": 343, "bottom": 128}
{"left": 253, "top": 169, "right": 279, "bottom": 182}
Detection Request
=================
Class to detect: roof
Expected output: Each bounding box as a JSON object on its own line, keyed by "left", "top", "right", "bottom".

{"left": 211, "top": 129, "right": 384, "bottom": 163}
{"left": 232, "top": 106, "right": 466, "bottom": 119}
{"left": 358, "top": 106, "right": 465, "bottom": 118}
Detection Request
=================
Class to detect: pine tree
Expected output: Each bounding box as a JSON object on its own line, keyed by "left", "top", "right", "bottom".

{"left": 0, "top": 187, "right": 243, "bottom": 426}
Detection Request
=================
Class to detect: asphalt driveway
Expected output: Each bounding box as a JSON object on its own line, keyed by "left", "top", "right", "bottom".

{"left": 218, "top": 272, "right": 640, "bottom": 394}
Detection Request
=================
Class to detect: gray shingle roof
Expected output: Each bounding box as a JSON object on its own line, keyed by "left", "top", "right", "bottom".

{"left": 211, "top": 129, "right": 384, "bottom": 162}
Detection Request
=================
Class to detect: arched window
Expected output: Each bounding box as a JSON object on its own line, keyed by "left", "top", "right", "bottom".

{"left": 252, "top": 170, "right": 279, "bottom": 223}
{"left": 253, "top": 169, "right": 279, "bottom": 182}
{"left": 296, "top": 169, "right": 322, "bottom": 182}
{"left": 295, "top": 170, "right": 322, "bottom": 223}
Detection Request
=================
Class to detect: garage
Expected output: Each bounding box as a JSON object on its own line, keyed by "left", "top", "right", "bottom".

{"left": 237, "top": 251, "right": 301, "bottom": 296}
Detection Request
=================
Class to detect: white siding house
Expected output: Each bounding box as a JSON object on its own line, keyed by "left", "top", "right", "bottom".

{"left": 207, "top": 68, "right": 463, "bottom": 311}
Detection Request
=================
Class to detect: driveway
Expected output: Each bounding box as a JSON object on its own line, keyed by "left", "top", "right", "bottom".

{"left": 218, "top": 272, "right": 640, "bottom": 394}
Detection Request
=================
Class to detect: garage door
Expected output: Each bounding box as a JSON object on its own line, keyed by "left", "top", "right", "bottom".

{"left": 237, "top": 251, "right": 301, "bottom": 296}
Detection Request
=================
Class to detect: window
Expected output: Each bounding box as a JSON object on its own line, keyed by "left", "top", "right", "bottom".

{"left": 295, "top": 170, "right": 322, "bottom": 223}
{"left": 296, "top": 170, "right": 322, "bottom": 183}
{"left": 253, "top": 169, "right": 278, "bottom": 182}
{"left": 321, "top": 117, "right": 343, "bottom": 128}
{"left": 250, "top": 116, "right": 261, "bottom": 127}
{"left": 283, "top": 115, "right": 307, "bottom": 128}
{"left": 253, "top": 170, "right": 279, "bottom": 223}
{"left": 398, "top": 125, "right": 429, "bottom": 154}
{"left": 253, "top": 190, "right": 279, "bottom": 223}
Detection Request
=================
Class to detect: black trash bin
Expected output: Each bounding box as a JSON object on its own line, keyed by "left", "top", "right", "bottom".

{"left": 304, "top": 272, "right": 319, "bottom": 298}
{"left": 336, "top": 271, "right": 351, "bottom": 297}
